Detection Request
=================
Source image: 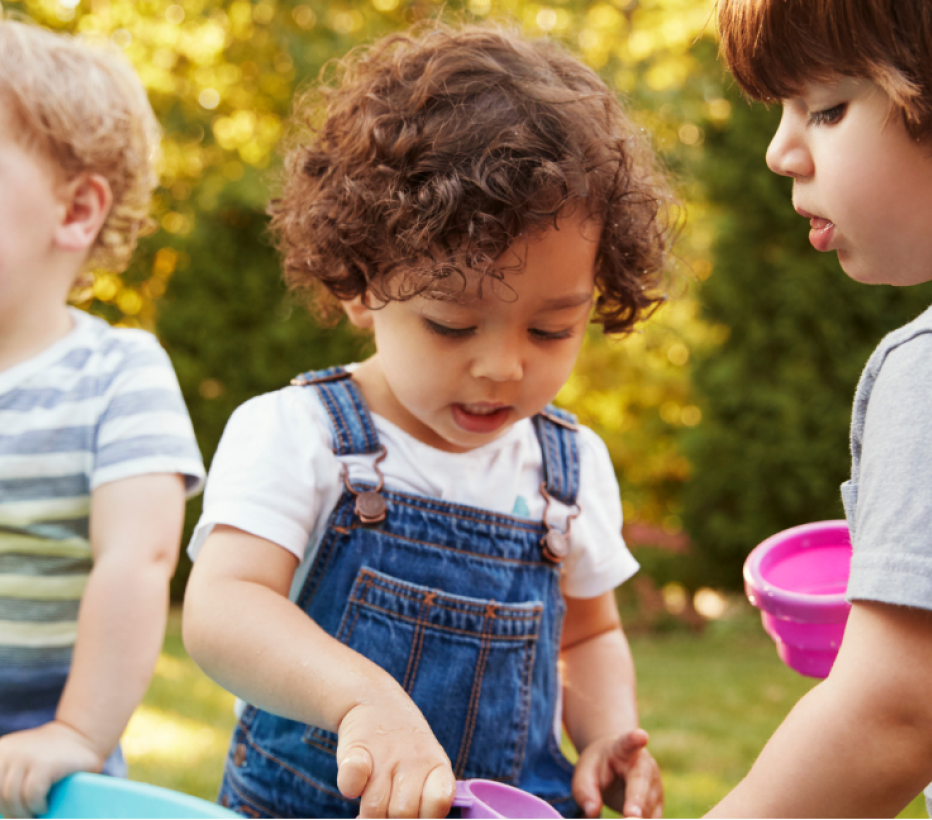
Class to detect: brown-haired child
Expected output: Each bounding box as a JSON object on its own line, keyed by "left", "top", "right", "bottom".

{"left": 709, "top": 0, "right": 932, "bottom": 816}
{"left": 0, "top": 17, "right": 204, "bottom": 818}
{"left": 183, "top": 21, "right": 673, "bottom": 819}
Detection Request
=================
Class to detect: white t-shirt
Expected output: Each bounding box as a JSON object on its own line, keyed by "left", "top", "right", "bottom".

{"left": 189, "top": 380, "right": 638, "bottom": 601}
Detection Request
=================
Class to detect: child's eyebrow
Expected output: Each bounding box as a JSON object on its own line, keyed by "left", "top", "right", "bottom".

{"left": 540, "top": 293, "right": 594, "bottom": 310}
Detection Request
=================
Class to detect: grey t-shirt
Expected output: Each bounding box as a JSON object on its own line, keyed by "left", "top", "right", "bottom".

{"left": 840, "top": 303, "right": 932, "bottom": 814}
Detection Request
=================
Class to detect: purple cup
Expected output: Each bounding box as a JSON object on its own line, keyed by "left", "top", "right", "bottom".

{"left": 743, "top": 520, "right": 852, "bottom": 678}
{"left": 453, "top": 780, "right": 562, "bottom": 819}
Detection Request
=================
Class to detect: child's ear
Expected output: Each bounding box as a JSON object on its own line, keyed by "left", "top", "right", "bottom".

{"left": 53, "top": 173, "right": 113, "bottom": 254}
{"left": 342, "top": 294, "right": 374, "bottom": 329}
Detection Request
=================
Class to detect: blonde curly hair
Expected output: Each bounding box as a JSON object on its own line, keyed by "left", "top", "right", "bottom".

{"left": 0, "top": 16, "right": 160, "bottom": 274}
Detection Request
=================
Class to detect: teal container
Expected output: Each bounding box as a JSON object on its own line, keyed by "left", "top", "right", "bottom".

{"left": 37, "top": 774, "right": 237, "bottom": 819}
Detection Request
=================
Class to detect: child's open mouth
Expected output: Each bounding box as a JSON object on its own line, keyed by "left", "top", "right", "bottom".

{"left": 808, "top": 216, "right": 835, "bottom": 252}
{"left": 452, "top": 403, "right": 511, "bottom": 434}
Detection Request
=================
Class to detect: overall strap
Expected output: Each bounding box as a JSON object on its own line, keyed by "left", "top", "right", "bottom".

{"left": 291, "top": 366, "right": 381, "bottom": 456}
{"left": 532, "top": 405, "right": 580, "bottom": 507}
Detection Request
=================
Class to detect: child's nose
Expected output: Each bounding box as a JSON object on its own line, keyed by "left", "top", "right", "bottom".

{"left": 470, "top": 337, "right": 524, "bottom": 382}
{"left": 766, "top": 110, "right": 813, "bottom": 179}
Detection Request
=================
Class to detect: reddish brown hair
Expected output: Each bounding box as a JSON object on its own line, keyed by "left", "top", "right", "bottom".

{"left": 717, "top": 0, "right": 932, "bottom": 139}
{"left": 271, "top": 22, "right": 675, "bottom": 335}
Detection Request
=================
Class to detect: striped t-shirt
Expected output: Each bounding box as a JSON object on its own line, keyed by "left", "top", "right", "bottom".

{"left": 0, "top": 308, "right": 204, "bottom": 733}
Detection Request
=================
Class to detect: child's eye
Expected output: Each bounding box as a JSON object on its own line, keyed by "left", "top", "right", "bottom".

{"left": 808, "top": 103, "right": 847, "bottom": 127}
{"left": 423, "top": 319, "right": 476, "bottom": 338}
{"left": 530, "top": 328, "right": 573, "bottom": 341}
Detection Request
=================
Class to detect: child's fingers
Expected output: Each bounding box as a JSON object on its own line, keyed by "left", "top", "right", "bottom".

{"left": 386, "top": 773, "right": 422, "bottom": 819}
{"left": 419, "top": 765, "right": 457, "bottom": 818}
{"left": 570, "top": 750, "right": 604, "bottom": 818}
{"left": 1, "top": 762, "right": 28, "bottom": 819}
{"left": 336, "top": 746, "right": 374, "bottom": 801}
{"left": 610, "top": 728, "right": 649, "bottom": 768}
{"left": 358, "top": 771, "right": 392, "bottom": 819}
{"left": 22, "top": 768, "right": 52, "bottom": 818}
{"left": 621, "top": 754, "right": 662, "bottom": 820}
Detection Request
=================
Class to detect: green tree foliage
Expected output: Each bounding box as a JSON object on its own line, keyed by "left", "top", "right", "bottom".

{"left": 681, "top": 64, "right": 932, "bottom": 589}
{"left": 7, "top": 0, "right": 723, "bottom": 597}
{"left": 141, "top": 210, "right": 370, "bottom": 596}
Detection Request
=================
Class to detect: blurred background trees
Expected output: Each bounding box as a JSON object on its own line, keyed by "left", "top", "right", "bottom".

{"left": 7, "top": 0, "right": 931, "bottom": 601}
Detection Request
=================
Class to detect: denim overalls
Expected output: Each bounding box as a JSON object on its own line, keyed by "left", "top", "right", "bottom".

{"left": 218, "top": 367, "right": 582, "bottom": 818}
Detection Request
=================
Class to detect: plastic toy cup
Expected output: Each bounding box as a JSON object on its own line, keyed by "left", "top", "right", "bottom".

{"left": 26, "top": 773, "right": 238, "bottom": 819}
{"left": 452, "top": 779, "right": 562, "bottom": 819}
{"left": 743, "top": 520, "right": 852, "bottom": 679}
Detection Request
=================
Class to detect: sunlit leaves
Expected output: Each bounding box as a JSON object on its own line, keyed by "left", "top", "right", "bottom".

{"left": 8, "top": 0, "right": 729, "bottom": 540}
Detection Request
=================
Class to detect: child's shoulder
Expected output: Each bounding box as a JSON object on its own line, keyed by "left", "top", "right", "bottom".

{"left": 852, "top": 303, "right": 932, "bottom": 445}
{"left": 223, "top": 382, "right": 334, "bottom": 455}
{"left": 866, "top": 302, "right": 932, "bottom": 375}
{"left": 74, "top": 309, "right": 166, "bottom": 360}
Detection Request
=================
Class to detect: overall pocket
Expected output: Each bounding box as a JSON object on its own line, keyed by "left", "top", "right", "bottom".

{"left": 304, "top": 566, "right": 543, "bottom": 783}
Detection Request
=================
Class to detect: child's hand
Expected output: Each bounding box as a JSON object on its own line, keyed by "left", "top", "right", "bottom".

{"left": 335, "top": 693, "right": 456, "bottom": 818}
{"left": 572, "top": 728, "right": 663, "bottom": 818}
{"left": 0, "top": 720, "right": 104, "bottom": 818}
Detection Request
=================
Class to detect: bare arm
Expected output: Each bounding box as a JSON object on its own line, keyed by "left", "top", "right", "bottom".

{"left": 561, "top": 591, "right": 638, "bottom": 747}
{"left": 561, "top": 591, "right": 661, "bottom": 818}
{"left": 56, "top": 473, "right": 186, "bottom": 752}
{"left": 0, "top": 473, "right": 186, "bottom": 818}
{"left": 707, "top": 601, "right": 932, "bottom": 818}
{"left": 182, "top": 525, "right": 455, "bottom": 818}
{"left": 182, "top": 525, "right": 403, "bottom": 728}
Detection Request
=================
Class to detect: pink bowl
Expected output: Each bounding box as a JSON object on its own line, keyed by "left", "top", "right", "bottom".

{"left": 453, "top": 780, "right": 562, "bottom": 819}
{"left": 743, "top": 520, "right": 852, "bottom": 678}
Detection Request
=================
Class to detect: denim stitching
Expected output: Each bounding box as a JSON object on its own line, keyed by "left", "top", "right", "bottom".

{"left": 352, "top": 570, "right": 544, "bottom": 620}
{"left": 349, "top": 588, "right": 543, "bottom": 620}
{"left": 304, "top": 574, "right": 369, "bottom": 750}
{"left": 453, "top": 603, "right": 496, "bottom": 776}
{"left": 336, "top": 380, "right": 377, "bottom": 454}
{"left": 565, "top": 422, "right": 579, "bottom": 503}
{"left": 349, "top": 525, "right": 551, "bottom": 568}
{"left": 547, "top": 422, "right": 565, "bottom": 500}
{"left": 224, "top": 771, "right": 282, "bottom": 818}
{"left": 342, "top": 577, "right": 368, "bottom": 643}
{"left": 342, "top": 599, "right": 539, "bottom": 639}
{"left": 509, "top": 636, "right": 537, "bottom": 781}
{"left": 296, "top": 497, "right": 354, "bottom": 609}
{"left": 240, "top": 717, "right": 354, "bottom": 802}
{"left": 319, "top": 384, "right": 351, "bottom": 454}
{"left": 547, "top": 730, "right": 576, "bottom": 775}
{"left": 300, "top": 368, "right": 350, "bottom": 386}
{"left": 538, "top": 406, "right": 578, "bottom": 430}
{"left": 339, "top": 379, "right": 380, "bottom": 454}
{"left": 373, "top": 490, "right": 545, "bottom": 533}
{"left": 402, "top": 590, "right": 434, "bottom": 693}
{"left": 304, "top": 733, "right": 337, "bottom": 754}
{"left": 533, "top": 415, "right": 556, "bottom": 500}
{"left": 334, "top": 571, "right": 370, "bottom": 643}
{"left": 349, "top": 578, "right": 543, "bottom": 623}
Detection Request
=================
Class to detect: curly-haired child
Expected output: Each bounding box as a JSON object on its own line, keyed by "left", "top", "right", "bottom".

{"left": 708, "top": 0, "right": 932, "bottom": 816}
{"left": 0, "top": 17, "right": 204, "bottom": 819}
{"left": 183, "top": 22, "right": 673, "bottom": 819}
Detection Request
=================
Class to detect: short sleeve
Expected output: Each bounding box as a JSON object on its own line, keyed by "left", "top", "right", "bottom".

{"left": 848, "top": 333, "right": 932, "bottom": 611}
{"left": 560, "top": 427, "right": 639, "bottom": 598}
{"left": 187, "top": 388, "right": 343, "bottom": 562}
{"left": 92, "top": 335, "right": 205, "bottom": 495}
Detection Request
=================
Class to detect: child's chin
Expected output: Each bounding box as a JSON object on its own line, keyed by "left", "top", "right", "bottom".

{"left": 836, "top": 252, "right": 877, "bottom": 284}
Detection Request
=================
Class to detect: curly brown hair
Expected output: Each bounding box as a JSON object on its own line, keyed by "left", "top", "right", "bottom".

{"left": 271, "top": 22, "right": 675, "bottom": 335}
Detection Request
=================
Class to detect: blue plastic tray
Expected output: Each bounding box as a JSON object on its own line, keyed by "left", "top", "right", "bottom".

{"left": 36, "top": 773, "right": 237, "bottom": 818}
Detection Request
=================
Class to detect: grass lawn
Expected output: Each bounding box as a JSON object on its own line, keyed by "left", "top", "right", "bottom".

{"left": 124, "top": 605, "right": 928, "bottom": 818}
